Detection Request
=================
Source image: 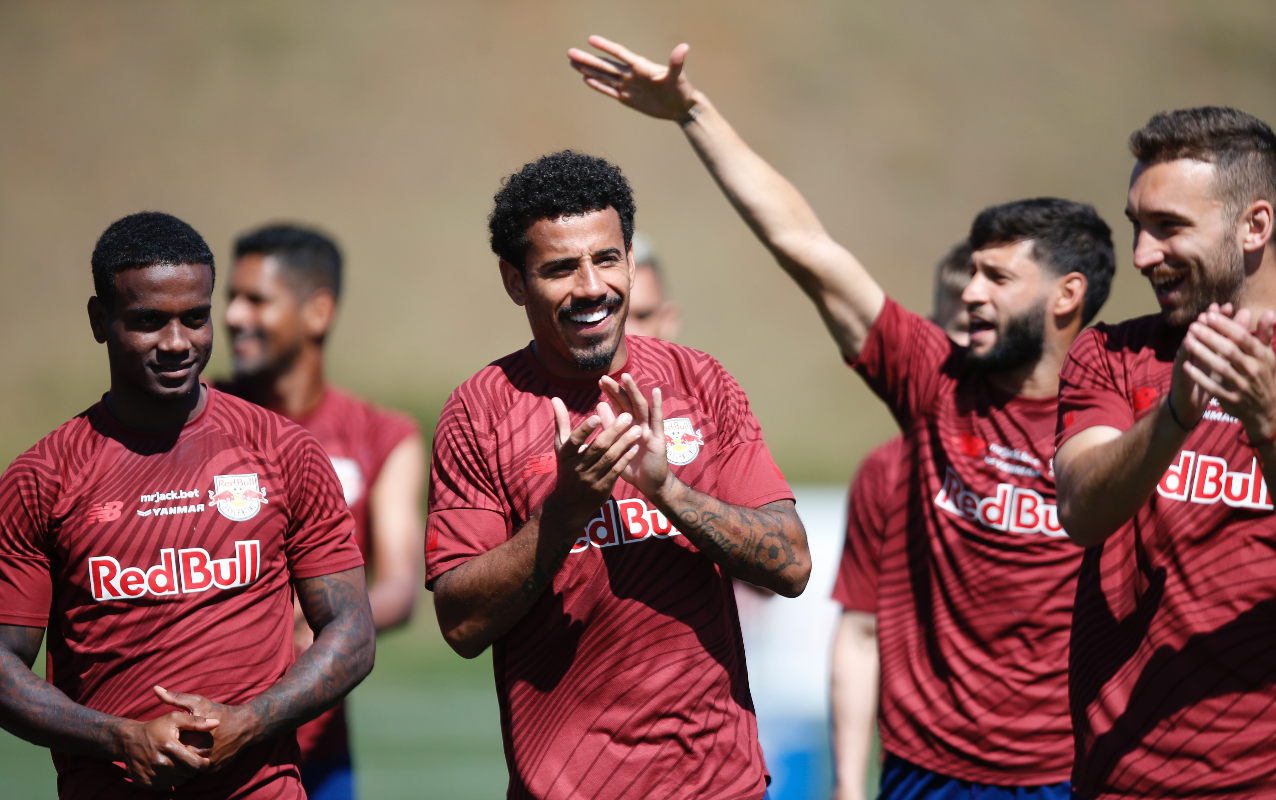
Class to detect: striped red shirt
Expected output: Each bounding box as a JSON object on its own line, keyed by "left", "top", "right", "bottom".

{"left": 427, "top": 336, "right": 792, "bottom": 800}
{"left": 831, "top": 436, "right": 905, "bottom": 614}
{"left": 1058, "top": 315, "right": 1276, "bottom": 798}
{"left": 851, "top": 298, "right": 1080, "bottom": 784}
{"left": 0, "top": 386, "right": 362, "bottom": 800}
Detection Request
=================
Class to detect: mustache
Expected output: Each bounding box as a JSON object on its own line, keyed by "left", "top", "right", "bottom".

{"left": 558, "top": 294, "right": 623, "bottom": 319}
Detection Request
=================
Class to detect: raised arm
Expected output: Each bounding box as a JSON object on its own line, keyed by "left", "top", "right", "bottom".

{"left": 432, "top": 401, "right": 646, "bottom": 658}
{"left": 568, "top": 37, "right": 885, "bottom": 360}
{"left": 157, "top": 566, "right": 375, "bottom": 769}
{"left": 0, "top": 624, "right": 217, "bottom": 789}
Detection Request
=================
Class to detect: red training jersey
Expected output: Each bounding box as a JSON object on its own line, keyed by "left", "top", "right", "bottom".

{"left": 1057, "top": 315, "right": 1276, "bottom": 798}
{"left": 831, "top": 436, "right": 905, "bottom": 613}
{"left": 277, "top": 386, "right": 417, "bottom": 763}
{"left": 0, "top": 386, "right": 362, "bottom": 800}
{"left": 850, "top": 299, "right": 1081, "bottom": 784}
{"left": 427, "top": 336, "right": 793, "bottom": 800}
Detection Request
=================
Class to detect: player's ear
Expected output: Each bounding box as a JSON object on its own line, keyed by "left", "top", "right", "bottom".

{"left": 1240, "top": 199, "right": 1274, "bottom": 253}
{"left": 87, "top": 296, "right": 109, "bottom": 344}
{"left": 1054, "top": 272, "right": 1087, "bottom": 319}
{"left": 499, "top": 260, "right": 527, "bottom": 307}
{"left": 301, "top": 288, "right": 338, "bottom": 339}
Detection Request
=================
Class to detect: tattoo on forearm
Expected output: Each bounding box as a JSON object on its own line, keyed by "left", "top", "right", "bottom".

{"left": 250, "top": 568, "right": 374, "bottom": 740}
{"left": 675, "top": 496, "right": 802, "bottom": 585}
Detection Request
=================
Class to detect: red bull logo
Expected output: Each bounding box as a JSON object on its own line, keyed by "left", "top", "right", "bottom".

{"left": 208, "top": 473, "right": 268, "bottom": 521}
{"left": 88, "top": 541, "right": 260, "bottom": 601}
{"left": 569, "top": 497, "right": 680, "bottom": 553}
{"left": 664, "top": 418, "right": 704, "bottom": 466}
{"left": 1157, "top": 450, "right": 1271, "bottom": 509}
{"left": 934, "top": 467, "right": 1066, "bottom": 538}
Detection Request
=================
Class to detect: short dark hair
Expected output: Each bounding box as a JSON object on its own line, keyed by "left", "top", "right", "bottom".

{"left": 488, "top": 150, "right": 636, "bottom": 270}
{"left": 1129, "top": 106, "right": 1276, "bottom": 222}
{"left": 969, "top": 198, "right": 1115, "bottom": 325}
{"left": 234, "top": 223, "right": 343, "bottom": 301}
{"left": 91, "top": 211, "right": 214, "bottom": 308}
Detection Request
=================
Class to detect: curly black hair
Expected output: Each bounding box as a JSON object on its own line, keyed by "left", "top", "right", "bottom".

{"left": 488, "top": 150, "right": 635, "bottom": 270}
{"left": 91, "top": 211, "right": 214, "bottom": 308}
{"left": 969, "top": 198, "right": 1114, "bottom": 326}
{"left": 235, "top": 222, "right": 343, "bottom": 301}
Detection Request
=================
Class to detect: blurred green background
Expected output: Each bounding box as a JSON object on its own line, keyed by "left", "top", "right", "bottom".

{"left": 3, "top": 1, "right": 1276, "bottom": 797}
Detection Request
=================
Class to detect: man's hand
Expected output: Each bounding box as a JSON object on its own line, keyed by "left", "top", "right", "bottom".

{"left": 546, "top": 396, "right": 643, "bottom": 530}
{"left": 113, "top": 705, "right": 218, "bottom": 789}
{"left": 568, "top": 36, "right": 697, "bottom": 122}
{"left": 154, "top": 685, "right": 258, "bottom": 773}
{"left": 1182, "top": 303, "right": 1276, "bottom": 441}
{"left": 598, "top": 374, "right": 669, "bottom": 499}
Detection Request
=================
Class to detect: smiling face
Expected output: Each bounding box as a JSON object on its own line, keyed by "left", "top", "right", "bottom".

{"left": 91, "top": 263, "right": 215, "bottom": 400}
{"left": 499, "top": 207, "right": 634, "bottom": 378}
{"left": 1127, "top": 158, "right": 1246, "bottom": 328}
{"left": 962, "top": 240, "right": 1052, "bottom": 373}
{"left": 224, "top": 254, "right": 308, "bottom": 379}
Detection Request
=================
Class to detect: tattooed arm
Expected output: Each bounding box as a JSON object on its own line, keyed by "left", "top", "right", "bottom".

{"left": 155, "top": 566, "right": 375, "bottom": 770}
{"left": 433, "top": 398, "right": 644, "bottom": 659}
{"left": 0, "top": 624, "right": 217, "bottom": 789}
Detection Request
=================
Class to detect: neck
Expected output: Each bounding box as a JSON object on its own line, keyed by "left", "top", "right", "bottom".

{"left": 235, "top": 345, "right": 327, "bottom": 418}
{"left": 1238, "top": 248, "right": 1276, "bottom": 322}
{"left": 531, "top": 337, "right": 629, "bottom": 381}
{"left": 985, "top": 335, "right": 1072, "bottom": 399}
{"left": 105, "top": 381, "right": 206, "bottom": 432}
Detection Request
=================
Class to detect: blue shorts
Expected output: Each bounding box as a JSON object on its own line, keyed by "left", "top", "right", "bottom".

{"left": 878, "top": 753, "right": 1070, "bottom": 800}
{"left": 299, "top": 751, "right": 355, "bottom": 800}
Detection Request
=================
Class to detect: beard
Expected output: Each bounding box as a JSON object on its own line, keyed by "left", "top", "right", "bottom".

{"left": 558, "top": 293, "right": 624, "bottom": 372}
{"left": 966, "top": 305, "right": 1046, "bottom": 374}
{"left": 1161, "top": 234, "right": 1246, "bottom": 328}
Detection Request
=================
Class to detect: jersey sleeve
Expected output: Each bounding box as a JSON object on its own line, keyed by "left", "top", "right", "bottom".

{"left": 703, "top": 358, "right": 794, "bottom": 509}
{"left": 0, "top": 450, "right": 56, "bottom": 626}
{"left": 426, "top": 392, "right": 509, "bottom": 587}
{"left": 282, "top": 430, "right": 364, "bottom": 580}
{"left": 850, "top": 298, "right": 958, "bottom": 427}
{"left": 831, "top": 438, "right": 902, "bottom": 613}
{"left": 1056, "top": 324, "right": 1134, "bottom": 450}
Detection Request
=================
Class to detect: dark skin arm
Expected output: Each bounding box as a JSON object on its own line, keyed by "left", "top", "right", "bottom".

{"left": 157, "top": 566, "right": 375, "bottom": 770}
{"left": 0, "top": 624, "right": 217, "bottom": 790}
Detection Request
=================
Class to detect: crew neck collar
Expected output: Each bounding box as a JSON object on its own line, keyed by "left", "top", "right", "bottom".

{"left": 96, "top": 382, "right": 215, "bottom": 439}
{"left": 521, "top": 339, "right": 631, "bottom": 391}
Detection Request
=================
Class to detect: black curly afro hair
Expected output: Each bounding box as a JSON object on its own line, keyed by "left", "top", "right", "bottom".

{"left": 488, "top": 150, "right": 635, "bottom": 271}
{"left": 91, "top": 211, "right": 215, "bottom": 308}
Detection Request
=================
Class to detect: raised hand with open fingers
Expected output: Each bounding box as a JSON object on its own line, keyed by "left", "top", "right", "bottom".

{"left": 598, "top": 373, "right": 670, "bottom": 499}
{"left": 567, "top": 36, "right": 697, "bottom": 122}
{"left": 547, "top": 396, "right": 643, "bottom": 530}
{"left": 1181, "top": 304, "right": 1276, "bottom": 443}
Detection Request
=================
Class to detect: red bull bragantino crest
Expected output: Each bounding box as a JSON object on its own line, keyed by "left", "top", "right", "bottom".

{"left": 664, "top": 418, "right": 704, "bottom": 466}
{"left": 208, "top": 473, "right": 268, "bottom": 521}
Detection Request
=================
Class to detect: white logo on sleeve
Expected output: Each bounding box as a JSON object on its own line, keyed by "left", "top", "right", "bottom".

{"left": 208, "top": 474, "right": 268, "bottom": 521}
{"left": 664, "top": 418, "right": 704, "bottom": 466}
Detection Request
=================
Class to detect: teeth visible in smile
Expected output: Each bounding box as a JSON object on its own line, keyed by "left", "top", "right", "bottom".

{"left": 569, "top": 308, "right": 608, "bottom": 324}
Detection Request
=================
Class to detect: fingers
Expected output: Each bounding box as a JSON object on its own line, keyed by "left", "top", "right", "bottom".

{"left": 173, "top": 713, "right": 221, "bottom": 732}
{"left": 588, "top": 35, "right": 643, "bottom": 66}
{"left": 666, "top": 43, "right": 690, "bottom": 80}
{"left": 1259, "top": 310, "right": 1276, "bottom": 347}
{"left": 651, "top": 387, "right": 664, "bottom": 440}
{"left": 1182, "top": 359, "right": 1230, "bottom": 400}
{"left": 596, "top": 400, "right": 618, "bottom": 427}
{"left": 567, "top": 48, "right": 626, "bottom": 77}
{"left": 154, "top": 685, "right": 205, "bottom": 715}
{"left": 599, "top": 376, "right": 635, "bottom": 416}
{"left": 620, "top": 374, "right": 650, "bottom": 423}
{"left": 552, "top": 397, "right": 572, "bottom": 448}
{"left": 581, "top": 76, "right": 623, "bottom": 100}
{"left": 160, "top": 736, "right": 210, "bottom": 773}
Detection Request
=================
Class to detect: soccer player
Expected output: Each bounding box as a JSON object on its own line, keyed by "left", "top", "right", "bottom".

{"left": 427, "top": 150, "right": 811, "bottom": 800}
{"left": 0, "top": 212, "right": 375, "bottom": 798}
{"left": 624, "top": 232, "right": 682, "bottom": 340}
{"left": 221, "top": 223, "right": 424, "bottom": 800}
{"left": 569, "top": 37, "right": 1114, "bottom": 797}
{"left": 830, "top": 242, "right": 971, "bottom": 800}
{"left": 1054, "top": 108, "right": 1276, "bottom": 797}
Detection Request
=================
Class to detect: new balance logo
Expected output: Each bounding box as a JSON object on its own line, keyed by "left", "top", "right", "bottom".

{"left": 523, "top": 453, "right": 555, "bottom": 477}
{"left": 88, "top": 541, "right": 261, "bottom": 602}
{"left": 934, "top": 468, "right": 1066, "bottom": 538}
{"left": 570, "top": 497, "right": 680, "bottom": 553}
{"left": 1157, "top": 450, "right": 1271, "bottom": 509}
{"left": 86, "top": 502, "right": 123, "bottom": 523}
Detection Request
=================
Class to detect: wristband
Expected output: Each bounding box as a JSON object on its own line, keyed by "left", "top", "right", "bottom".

{"left": 1165, "top": 396, "right": 1198, "bottom": 433}
{"left": 679, "top": 104, "right": 703, "bottom": 129}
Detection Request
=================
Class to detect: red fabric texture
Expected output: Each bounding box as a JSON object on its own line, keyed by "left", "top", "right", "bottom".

{"left": 1058, "top": 316, "right": 1276, "bottom": 798}
{"left": 831, "top": 436, "right": 905, "bottom": 613}
{"left": 0, "top": 386, "right": 361, "bottom": 799}
{"left": 849, "top": 298, "right": 1081, "bottom": 785}
{"left": 281, "top": 386, "right": 417, "bottom": 764}
{"left": 427, "top": 335, "right": 792, "bottom": 800}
